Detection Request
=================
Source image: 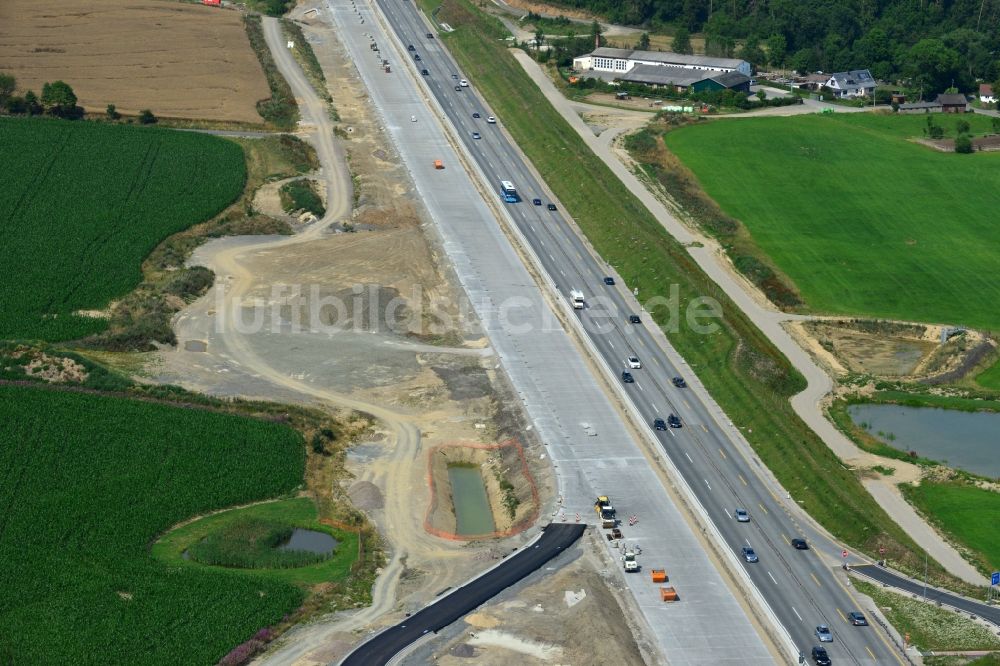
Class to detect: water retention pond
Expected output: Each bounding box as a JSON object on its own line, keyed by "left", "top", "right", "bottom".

{"left": 847, "top": 403, "right": 1000, "bottom": 478}
{"left": 448, "top": 464, "right": 496, "bottom": 536}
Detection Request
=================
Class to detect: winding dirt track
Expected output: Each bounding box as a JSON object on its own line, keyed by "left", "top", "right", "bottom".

{"left": 179, "top": 18, "right": 466, "bottom": 663}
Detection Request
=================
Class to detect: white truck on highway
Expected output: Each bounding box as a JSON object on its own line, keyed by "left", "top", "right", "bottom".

{"left": 570, "top": 289, "right": 585, "bottom": 309}
{"left": 622, "top": 549, "right": 639, "bottom": 573}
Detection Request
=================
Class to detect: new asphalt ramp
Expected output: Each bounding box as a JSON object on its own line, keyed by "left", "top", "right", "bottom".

{"left": 338, "top": 523, "right": 587, "bottom": 666}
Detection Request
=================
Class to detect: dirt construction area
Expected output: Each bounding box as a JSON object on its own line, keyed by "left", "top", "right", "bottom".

{"left": 0, "top": 0, "right": 269, "bottom": 122}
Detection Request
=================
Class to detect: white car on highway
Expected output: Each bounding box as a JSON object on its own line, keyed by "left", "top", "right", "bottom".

{"left": 459, "top": 79, "right": 469, "bottom": 87}
{"left": 486, "top": 115, "right": 496, "bottom": 124}
{"left": 627, "top": 356, "right": 641, "bottom": 369}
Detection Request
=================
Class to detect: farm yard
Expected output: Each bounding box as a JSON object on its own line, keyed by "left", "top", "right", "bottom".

{"left": 0, "top": 116, "right": 245, "bottom": 341}
{"left": 663, "top": 113, "right": 1000, "bottom": 331}
{"left": 0, "top": 384, "right": 308, "bottom": 665}
{"left": 0, "top": 0, "right": 270, "bottom": 123}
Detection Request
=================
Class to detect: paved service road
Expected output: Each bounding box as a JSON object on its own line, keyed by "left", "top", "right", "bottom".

{"left": 370, "top": 2, "right": 907, "bottom": 664}
{"left": 339, "top": 524, "right": 586, "bottom": 666}
{"left": 852, "top": 565, "right": 1000, "bottom": 627}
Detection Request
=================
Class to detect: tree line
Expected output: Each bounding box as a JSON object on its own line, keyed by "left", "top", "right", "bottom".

{"left": 0, "top": 74, "right": 157, "bottom": 123}
{"left": 536, "top": 0, "right": 1000, "bottom": 94}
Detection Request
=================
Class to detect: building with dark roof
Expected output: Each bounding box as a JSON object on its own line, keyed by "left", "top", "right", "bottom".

{"left": 825, "top": 70, "right": 876, "bottom": 98}
{"left": 936, "top": 93, "right": 969, "bottom": 113}
{"left": 615, "top": 64, "right": 750, "bottom": 93}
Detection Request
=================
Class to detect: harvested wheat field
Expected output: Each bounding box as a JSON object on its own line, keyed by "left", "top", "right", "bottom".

{"left": 0, "top": 0, "right": 270, "bottom": 123}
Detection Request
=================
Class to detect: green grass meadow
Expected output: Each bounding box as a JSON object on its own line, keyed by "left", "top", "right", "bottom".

{"left": 900, "top": 480, "right": 1000, "bottom": 573}
{"left": 0, "top": 384, "right": 306, "bottom": 665}
{"left": 664, "top": 113, "right": 1000, "bottom": 330}
{"left": 0, "top": 116, "right": 245, "bottom": 341}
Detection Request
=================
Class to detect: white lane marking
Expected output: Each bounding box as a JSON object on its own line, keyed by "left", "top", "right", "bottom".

{"left": 684, "top": 452, "right": 693, "bottom": 463}
{"left": 791, "top": 606, "right": 802, "bottom": 622}
{"left": 669, "top": 429, "right": 676, "bottom": 437}
{"left": 637, "top": 383, "right": 644, "bottom": 392}
{"left": 608, "top": 341, "right": 615, "bottom": 350}
{"left": 704, "top": 479, "right": 712, "bottom": 491}
{"left": 745, "top": 538, "right": 751, "bottom": 547}
{"left": 768, "top": 571, "right": 777, "bottom": 585}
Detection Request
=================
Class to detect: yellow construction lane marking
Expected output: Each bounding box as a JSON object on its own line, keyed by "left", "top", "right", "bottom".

{"left": 866, "top": 646, "right": 876, "bottom": 660}
{"left": 758, "top": 503, "right": 768, "bottom": 514}
{"left": 810, "top": 572, "right": 821, "bottom": 587}
{"left": 718, "top": 448, "right": 727, "bottom": 460}
{"left": 701, "top": 424, "right": 708, "bottom": 433}
{"left": 781, "top": 533, "right": 790, "bottom": 545}
{"left": 836, "top": 608, "right": 847, "bottom": 623}
{"left": 738, "top": 473, "right": 748, "bottom": 486}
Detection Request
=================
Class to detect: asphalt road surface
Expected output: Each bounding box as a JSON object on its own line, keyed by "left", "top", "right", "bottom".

{"left": 338, "top": 524, "right": 586, "bottom": 666}
{"left": 852, "top": 565, "right": 1000, "bottom": 627}
{"left": 371, "top": 2, "right": 907, "bottom": 663}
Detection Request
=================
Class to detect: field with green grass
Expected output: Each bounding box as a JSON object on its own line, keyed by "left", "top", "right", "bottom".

{"left": 900, "top": 480, "right": 1000, "bottom": 574}
{"left": 0, "top": 384, "right": 307, "bottom": 665}
{"left": 428, "top": 0, "right": 956, "bottom": 584}
{"left": 975, "top": 359, "right": 1000, "bottom": 389}
{"left": 663, "top": 113, "right": 1000, "bottom": 330}
{"left": 0, "top": 116, "right": 245, "bottom": 341}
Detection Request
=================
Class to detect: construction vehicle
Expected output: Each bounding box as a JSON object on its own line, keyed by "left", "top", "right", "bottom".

{"left": 622, "top": 549, "right": 639, "bottom": 573}
{"left": 601, "top": 517, "right": 616, "bottom": 529}
{"left": 570, "top": 289, "right": 585, "bottom": 309}
{"left": 594, "top": 496, "right": 615, "bottom": 520}
{"left": 433, "top": 159, "right": 444, "bottom": 170}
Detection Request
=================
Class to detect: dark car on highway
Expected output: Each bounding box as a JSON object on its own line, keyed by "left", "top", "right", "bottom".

{"left": 426, "top": 32, "right": 434, "bottom": 38}
{"left": 532, "top": 198, "right": 542, "bottom": 206}
{"left": 604, "top": 276, "right": 615, "bottom": 285}
{"left": 741, "top": 546, "right": 758, "bottom": 563}
{"left": 547, "top": 203, "right": 557, "bottom": 211}
{"left": 408, "top": 44, "right": 415, "bottom": 51}
{"left": 413, "top": 54, "right": 421, "bottom": 60}
{"left": 672, "top": 376, "right": 686, "bottom": 388}
{"left": 848, "top": 612, "right": 868, "bottom": 626}
{"left": 653, "top": 418, "right": 667, "bottom": 431}
{"left": 628, "top": 314, "right": 641, "bottom": 324}
{"left": 811, "top": 646, "right": 831, "bottom": 665}
{"left": 420, "top": 69, "right": 429, "bottom": 75}
{"left": 473, "top": 112, "right": 481, "bottom": 118}
{"left": 791, "top": 538, "right": 809, "bottom": 550}
{"left": 621, "top": 371, "right": 634, "bottom": 383}
{"left": 667, "top": 414, "right": 681, "bottom": 428}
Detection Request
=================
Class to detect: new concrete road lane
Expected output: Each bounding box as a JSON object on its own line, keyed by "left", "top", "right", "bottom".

{"left": 339, "top": 524, "right": 586, "bottom": 666}
{"left": 371, "top": 2, "right": 906, "bottom": 664}
{"left": 328, "top": 3, "right": 776, "bottom": 664}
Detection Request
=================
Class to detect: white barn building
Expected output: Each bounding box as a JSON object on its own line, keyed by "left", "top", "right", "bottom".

{"left": 572, "top": 47, "right": 752, "bottom": 78}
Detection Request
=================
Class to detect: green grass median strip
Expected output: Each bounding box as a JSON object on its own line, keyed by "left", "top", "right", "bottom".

{"left": 430, "top": 0, "right": 963, "bottom": 585}
{"left": 853, "top": 579, "right": 1000, "bottom": 651}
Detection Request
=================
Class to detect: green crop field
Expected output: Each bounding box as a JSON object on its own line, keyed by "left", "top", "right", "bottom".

{"left": 0, "top": 116, "right": 245, "bottom": 341}
{"left": 663, "top": 113, "right": 1000, "bottom": 330}
{"left": 0, "top": 384, "right": 306, "bottom": 665}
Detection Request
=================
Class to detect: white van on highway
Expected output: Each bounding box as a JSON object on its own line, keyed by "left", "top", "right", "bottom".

{"left": 459, "top": 79, "right": 469, "bottom": 87}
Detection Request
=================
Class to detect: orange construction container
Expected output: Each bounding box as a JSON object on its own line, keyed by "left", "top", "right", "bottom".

{"left": 650, "top": 569, "right": 667, "bottom": 583}
{"left": 433, "top": 159, "right": 444, "bottom": 170}
{"left": 659, "top": 587, "right": 678, "bottom": 602}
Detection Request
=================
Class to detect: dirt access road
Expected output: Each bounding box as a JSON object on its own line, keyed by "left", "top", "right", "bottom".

{"left": 0, "top": 0, "right": 269, "bottom": 122}
{"left": 513, "top": 50, "right": 986, "bottom": 586}
{"left": 147, "top": 13, "right": 638, "bottom": 665}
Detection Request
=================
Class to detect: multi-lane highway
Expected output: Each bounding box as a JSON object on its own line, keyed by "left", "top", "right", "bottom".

{"left": 368, "top": 2, "right": 908, "bottom": 663}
